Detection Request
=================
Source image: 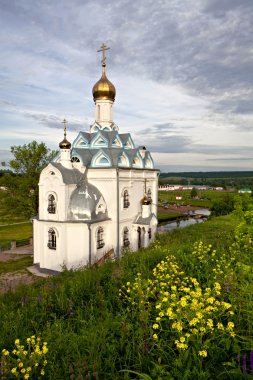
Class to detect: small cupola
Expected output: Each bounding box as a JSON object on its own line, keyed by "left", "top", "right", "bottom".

{"left": 59, "top": 119, "right": 71, "bottom": 150}
{"left": 59, "top": 119, "right": 72, "bottom": 169}
{"left": 92, "top": 43, "right": 116, "bottom": 102}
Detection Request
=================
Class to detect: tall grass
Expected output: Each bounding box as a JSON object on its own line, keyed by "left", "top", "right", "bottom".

{"left": 1, "top": 213, "right": 252, "bottom": 379}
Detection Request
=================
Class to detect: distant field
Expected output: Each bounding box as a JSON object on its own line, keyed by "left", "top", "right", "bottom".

{"left": 158, "top": 189, "right": 235, "bottom": 208}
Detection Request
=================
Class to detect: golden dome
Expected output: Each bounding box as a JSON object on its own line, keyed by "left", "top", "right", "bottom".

{"left": 92, "top": 64, "right": 116, "bottom": 102}
{"left": 59, "top": 119, "right": 71, "bottom": 149}
{"left": 141, "top": 193, "right": 151, "bottom": 205}
{"left": 59, "top": 137, "right": 71, "bottom": 150}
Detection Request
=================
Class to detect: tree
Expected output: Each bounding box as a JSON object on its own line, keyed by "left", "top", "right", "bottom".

{"left": 210, "top": 194, "right": 235, "bottom": 217}
{"left": 190, "top": 187, "right": 198, "bottom": 199}
{"left": 2, "top": 141, "right": 57, "bottom": 218}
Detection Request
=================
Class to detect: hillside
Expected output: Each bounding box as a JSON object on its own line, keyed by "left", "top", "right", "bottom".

{"left": 1, "top": 211, "right": 253, "bottom": 379}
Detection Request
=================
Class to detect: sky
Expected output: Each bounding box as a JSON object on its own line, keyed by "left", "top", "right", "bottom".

{"left": 0, "top": 0, "right": 253, "bottom": 172}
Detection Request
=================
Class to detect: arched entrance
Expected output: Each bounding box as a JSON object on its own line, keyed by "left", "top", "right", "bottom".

{"left": 137, "top": 227, "right": 141, "bottom": 249}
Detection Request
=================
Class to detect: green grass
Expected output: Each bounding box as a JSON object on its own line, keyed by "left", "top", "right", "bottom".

{"left": 1, "top": 212, "right": 249, "bottom": 380}
{"left": 157, "top": 211, "right": 182, "bottom": 222}
{"left": 0, "top": 222, "right": 32, "bottom": 248}
{"left": 0, "top": 256, "right": 33, "bottom": 274}
{"left": 158, "top": 189, "right": 236, "bottom": 208}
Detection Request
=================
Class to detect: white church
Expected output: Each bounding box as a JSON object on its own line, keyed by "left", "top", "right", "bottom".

{"left": 33, "top": 44, "right": 159, "bottom": 272}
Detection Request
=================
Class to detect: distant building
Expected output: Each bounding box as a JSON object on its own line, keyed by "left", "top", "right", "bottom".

{"left": 238, "top": 188, "right": 252, "bottom": 194}
{"left": 158, "top": 184, "right": 209, "bottom": 191}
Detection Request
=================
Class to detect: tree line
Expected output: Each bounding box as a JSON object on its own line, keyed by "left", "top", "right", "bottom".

{"left": 0, "top": 141, "right": 56, "bottom": 218}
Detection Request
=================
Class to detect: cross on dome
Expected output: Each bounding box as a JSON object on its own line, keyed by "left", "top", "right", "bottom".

{"left": 59, "top": 118, "right": 71, "bottom": 149}
{"left": 92, "top": 43, "right": 116, "bottom": 103}
{"left": 97, "top": 43, "right": 110, "bottom": 66}
{"left": 62, "top": 118, "right": 68, "bottom": 137}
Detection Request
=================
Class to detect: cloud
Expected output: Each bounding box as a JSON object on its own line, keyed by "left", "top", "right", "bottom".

{"left": 21, "top": 112, "right": 85, "bottom": 131}
{"left": 0, "top": 0, "right": 253, "bottom": 170}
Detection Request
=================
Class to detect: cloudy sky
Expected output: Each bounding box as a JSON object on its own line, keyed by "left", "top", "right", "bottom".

{"left": 0, "top": 0, "right": 253, "bottom": 172}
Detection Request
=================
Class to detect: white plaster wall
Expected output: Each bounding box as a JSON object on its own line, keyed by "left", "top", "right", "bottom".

{"left": 65, "top": 223, "right": 90, "bottom": 269}
{"left": 95, "top": 100, "right": 113, "bottom": 123}
{"left": 34, "top": 164, "right": 158, "bottom": 272}
{"left": 90, "top": 220, "right": 113, "bottom": 264}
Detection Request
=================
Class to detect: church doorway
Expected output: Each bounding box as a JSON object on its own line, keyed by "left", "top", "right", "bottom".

{"left": 137, "top": 227, "right": 141, "bottom": 249}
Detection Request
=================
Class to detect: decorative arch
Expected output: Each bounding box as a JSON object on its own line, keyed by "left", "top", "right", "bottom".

{"left": 91, "top": 150, "right": 112, "bottom": 167}
{"left": 145, "top": 154, "right": 154, "bottom": 169}
{"left": 90, "top": 132, "right": 108, "bottom": 148}
{"left": 132, "top": 152, "right": 143, "bottom": 168}
{"left": 72, "top": 132, "right": 90, "bottom": 149}
{"left": 123, "top": 136, "right": 134, "bottom": 149}
{"left": 112, "top": 135, "right": 123, "bottom": 148}
{"left": 118, "top": 151, "right": 130, "bottom": 167}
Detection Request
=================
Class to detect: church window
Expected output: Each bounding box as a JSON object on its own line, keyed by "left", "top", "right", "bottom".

{"left": 148, "top": 228, "right": 152, "bottom": 240}
{"left": 48, "top": 228, "right": 56, "bottom": 250}
{"left": 123, "top": 190, "right": 130, "bottom": 209}
{"left": 98, "top": 104, "right": 101, "bottom": 119}
{"left": 123, "top": 227, "right": 130, "bottom": 247}
{"left": 71, "top": 157, "right": 80, "bottom": 162}
{"left": 147, "top": 188, "right": 152, "bottom": 203}
{"left": 47, "top": 194, "right": 56, "bottom": 214}
{"left": 49, "top": 171, "right": 55, "bottom": 175}
{"left": 97, "top": 227, "right": 105, "bottom": 249}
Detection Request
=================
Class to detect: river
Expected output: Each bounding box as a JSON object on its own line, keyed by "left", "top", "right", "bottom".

{"left": 158, "top": 209, "right": 211, "bottom": 233}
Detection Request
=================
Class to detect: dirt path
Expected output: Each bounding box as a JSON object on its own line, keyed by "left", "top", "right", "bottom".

{"left": 0, "top": 221, "right": 30, "bottom": 227}
{"left": 0, "top": 245, "right": 38, "bottom": 294}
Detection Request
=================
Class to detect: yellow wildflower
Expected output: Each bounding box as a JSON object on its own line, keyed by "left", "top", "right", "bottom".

{"left": 198, "top": 350, "right": 208, "bottom": 357}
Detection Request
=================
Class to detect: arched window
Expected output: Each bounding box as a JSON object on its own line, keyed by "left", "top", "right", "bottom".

{"left": 71, "top": 157, "right": 80, "bottom": 163}
{"left": 148, "top": 228, "right": 152, "bottom": 240}
{"left": 48, "top": 228, "right": 56, "bottom": 250}
{"left": 123, "top": 190, "right": 130, "bottom": 209}
{"left": 123, "top": 227, "right": 130, "bottom": 247}
{"left": 147, "top": 188, "right": 152, "bottom": 203}
{"left": 47, "top": 194, "right": 56, "bottom": 214}
{"left": 98, "top": 104, "right": 101, "bottom": 119}
{"left": 97, "top": 227, "right": 105, "bottom": 249}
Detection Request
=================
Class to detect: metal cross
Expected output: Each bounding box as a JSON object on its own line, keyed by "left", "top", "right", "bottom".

{"left": 97, "top": 43, "right": 110, "bottom": 65}
{"left": 144, "top": 178, "right": 148, "bottom": 193}
{"left": 62, "top": 118, "right": 68, "bottom": 137}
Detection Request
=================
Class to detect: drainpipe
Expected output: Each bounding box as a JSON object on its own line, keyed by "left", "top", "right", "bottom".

{"left": 116, "top": 168, "right": 120, "bottom": 259}
{"left": 88, "top": 223, "right": 91, "bottom": 267}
